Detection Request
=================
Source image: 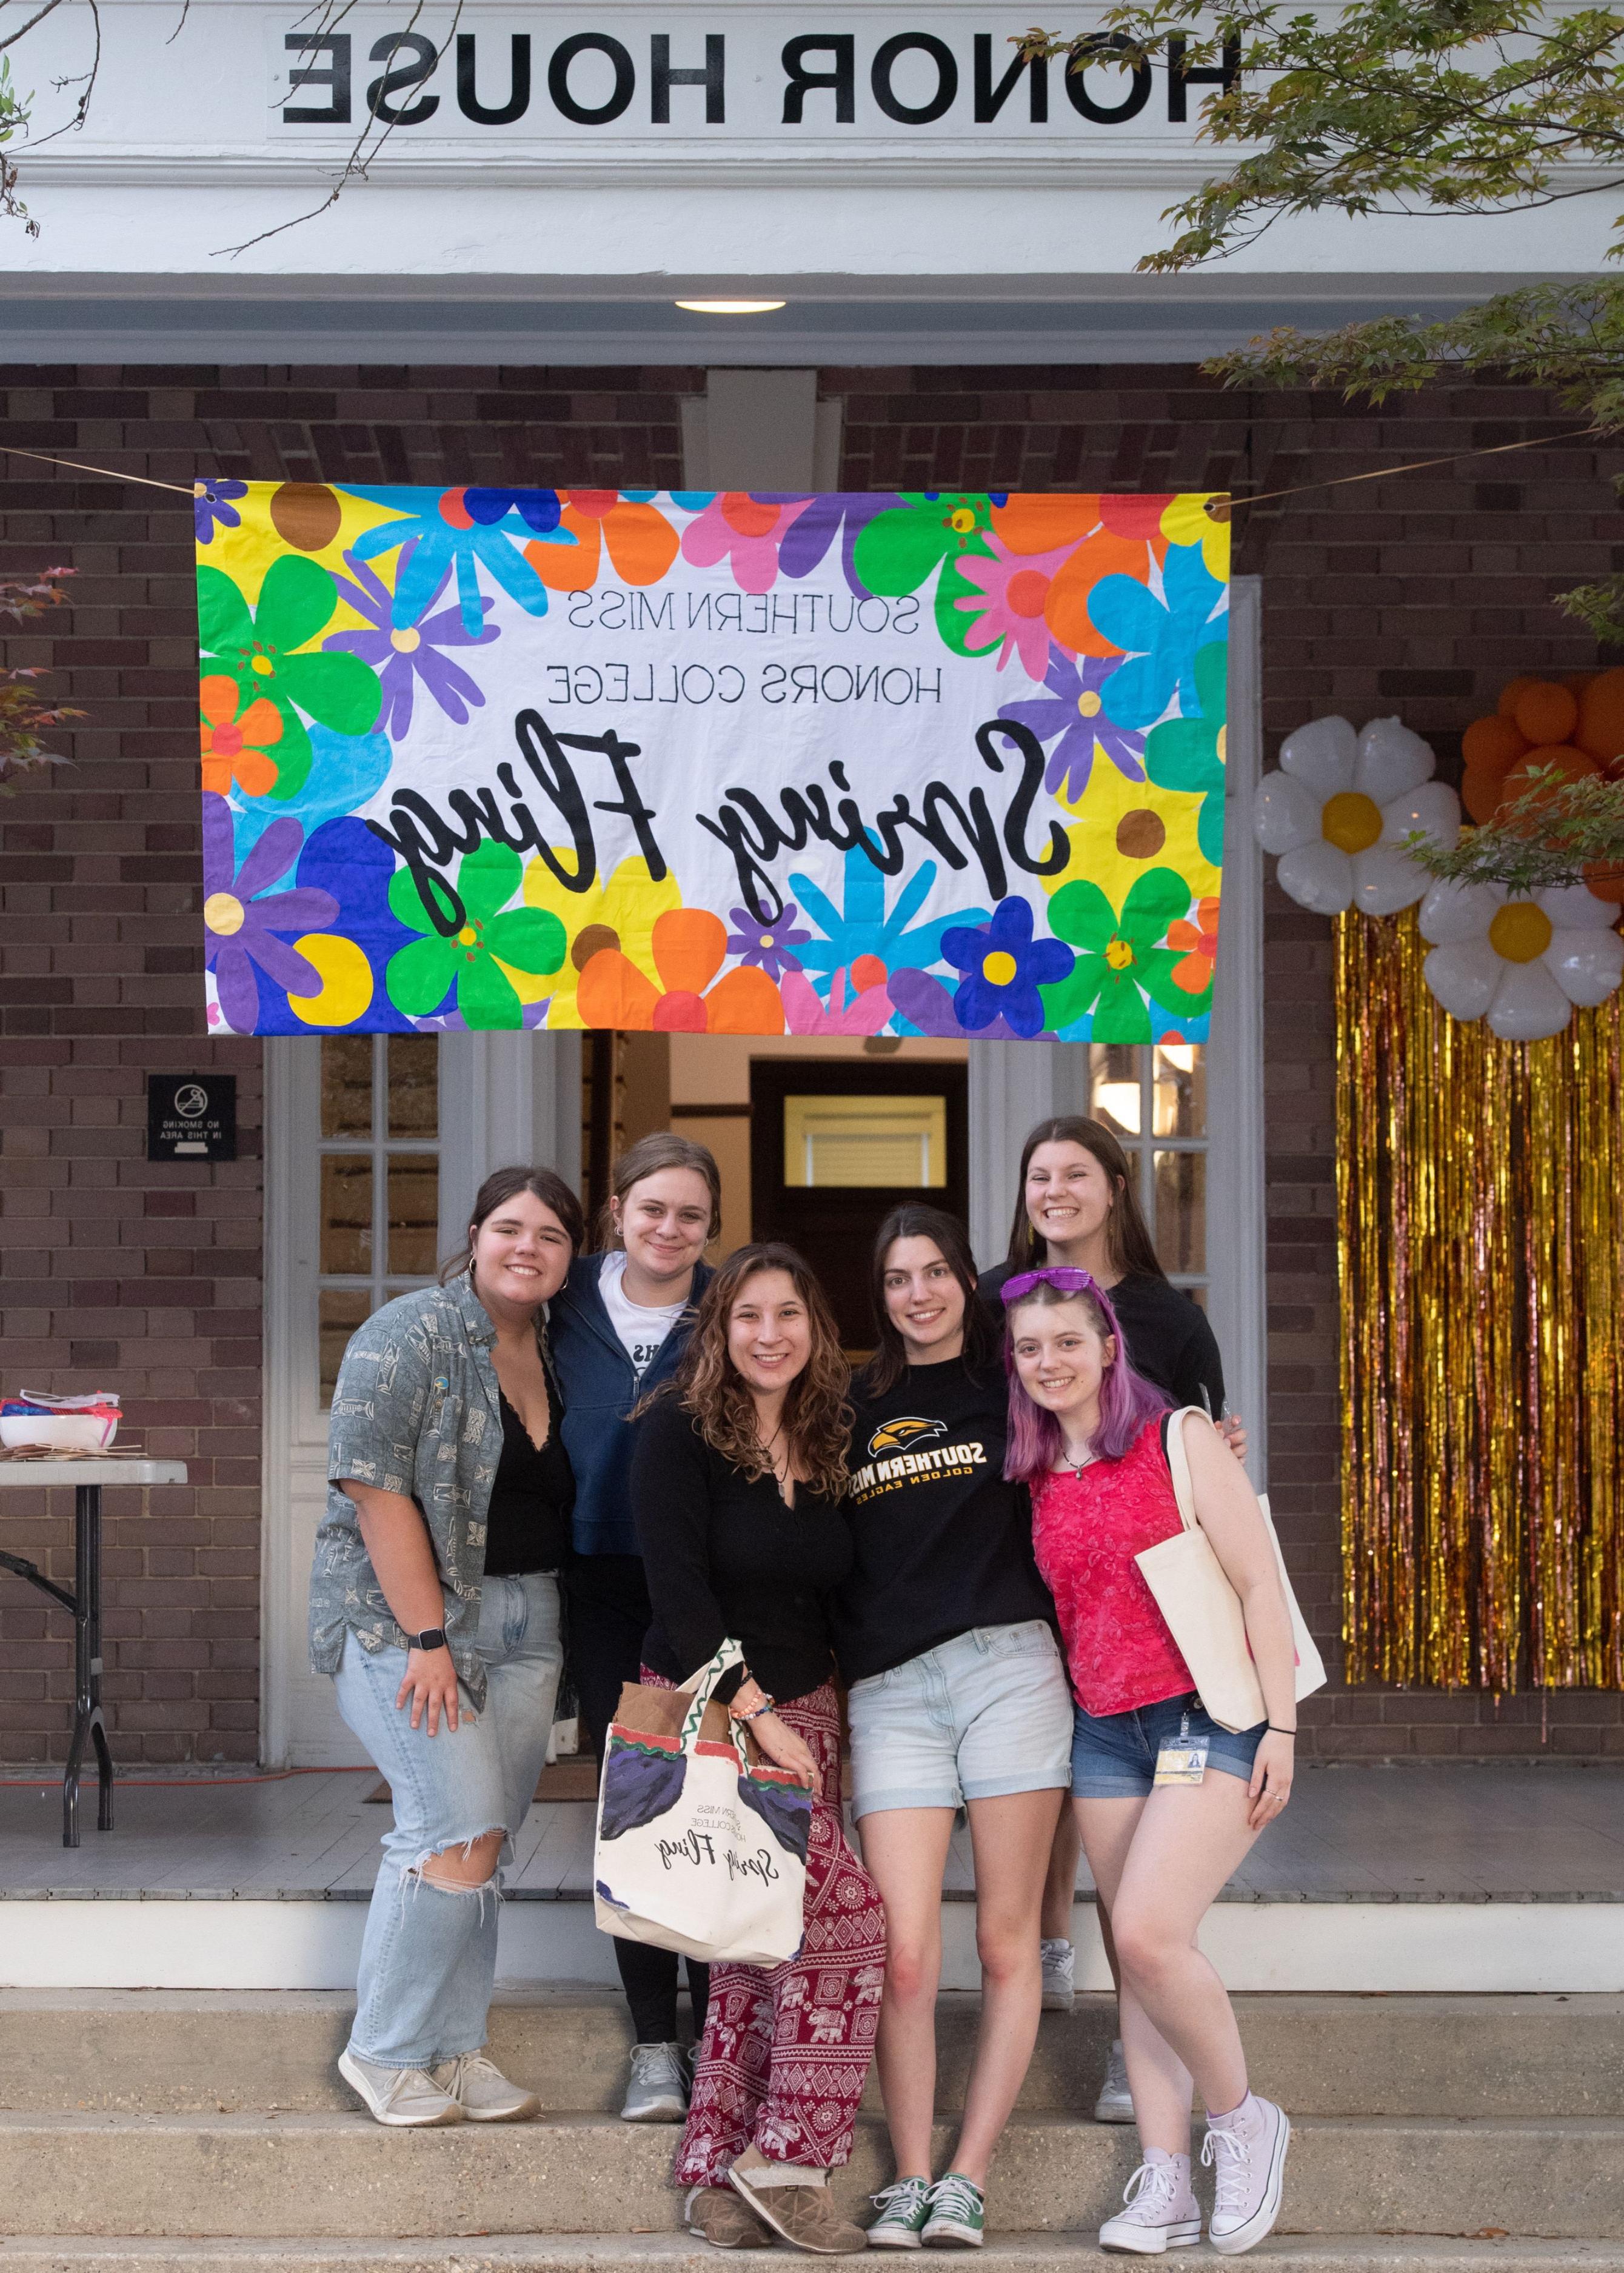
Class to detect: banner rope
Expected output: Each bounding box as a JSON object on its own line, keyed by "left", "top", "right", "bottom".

{"left": 0, "top": 442, "right": 195, "bottom": 496}
{"left": 1208, "top": 426, "right": 1602, "bottom": 520}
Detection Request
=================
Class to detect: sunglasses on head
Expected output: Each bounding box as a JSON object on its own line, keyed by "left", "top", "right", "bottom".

{"left": 999, "top": 1265, "right": 1102, "bottom": 1304}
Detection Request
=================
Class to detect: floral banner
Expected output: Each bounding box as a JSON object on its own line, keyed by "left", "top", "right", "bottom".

{"left": 194, "top": 484, "right": 1229, "bottom": 1038}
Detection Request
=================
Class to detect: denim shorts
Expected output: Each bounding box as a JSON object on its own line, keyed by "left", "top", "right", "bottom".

{"left": 1069, "top": 1691, "right": 1266, "bottom": 1799}
{"left": 847, "top": 1620, "right": 1074, "bottom": 1819}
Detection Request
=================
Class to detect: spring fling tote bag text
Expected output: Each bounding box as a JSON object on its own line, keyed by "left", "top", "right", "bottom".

{"left": 592, "top": 1640, "right": 812, "bottom": 1966}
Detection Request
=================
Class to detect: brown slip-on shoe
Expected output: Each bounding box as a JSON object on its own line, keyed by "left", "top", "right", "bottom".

{"left": 687, "top": 2186, "right": 777, "bottom": 2249}
{"left": 730, "top": 2147, "right": 868, "bottom": 2256}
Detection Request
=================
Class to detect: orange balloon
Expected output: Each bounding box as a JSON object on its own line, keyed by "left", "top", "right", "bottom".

{"left": 1497, "top": 676, "right": 1540, "bottom": 718}
{"left": 1461, "top": 764, "right": 1509, "bottom": 823}
{"left": 1499, "top": 744, "right": 1600, "bottom": 810}
{"left": 1512, "top": 681, "right": 1580, "bottom": 746}
{"left": 1461, "top": 715, "right": 1528, "bottom": 776}
{"left": 1576, "top": 669, "right": 1624, "bottom": 763}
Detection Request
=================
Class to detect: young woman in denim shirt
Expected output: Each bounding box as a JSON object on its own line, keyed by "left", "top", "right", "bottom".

{"left": 315, "top": 1164, "right": 583, "bottom": 2129}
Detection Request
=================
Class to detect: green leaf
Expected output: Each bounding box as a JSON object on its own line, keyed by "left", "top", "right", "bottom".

{"left": 253, "top": 555, "right": 341, "bottom": 654}
{"left": 1121, "top": 867, "right": 1194, "bottom": 947}
{"left": 386, "top": 934, "right": 455, "bottom": 1016}
{"left": 458, "top": 839, "right": 523, "bottom": 923}
{"left": 278, "top": 650, "right": 383, "bottom": 735}
{"left": 1047, "top": 879, "right": 1119, "bottom": 953}
{"left": 197, "top": 567, "right": 253, "bottom": 659}
{"left": 458, "top": 948, "right": 523, "bottom": 1029}
{"left": 486, "top": 906, "right": 567, "bottom": 977}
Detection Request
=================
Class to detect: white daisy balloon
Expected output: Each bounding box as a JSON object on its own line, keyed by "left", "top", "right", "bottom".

{"left": 1254, "top": 715, "right": 1461, "bottom": 915}
{"left": 1418, "top": 879, "right": 1624, "bottom": 1041}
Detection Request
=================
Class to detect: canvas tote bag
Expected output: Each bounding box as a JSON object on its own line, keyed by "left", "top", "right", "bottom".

{"left": 592, "top": 1639, "right": 812, "bottom": 1967}
{"left": 1134, "top": 1407, "right": 1328, "bottom": 1735}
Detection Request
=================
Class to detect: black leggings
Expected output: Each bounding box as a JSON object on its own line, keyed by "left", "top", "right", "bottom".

{"left": 569, "top": 1552, "right": 710, "bottom": 2044}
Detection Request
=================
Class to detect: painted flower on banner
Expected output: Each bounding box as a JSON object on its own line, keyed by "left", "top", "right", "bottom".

{"left": 1418, "top": 879, "right": 1624, "bottom": 1041}
{"left": 576, "top": 908, "right": 784, "bottom": 1033}
{"left": 199, "top": 675, "right": 283, "bottom": 799}
{"left": 1048, "top": 761, "right": 1218, "bottom": 921}
{"left": 518, "top": 853, "right": 684, "bottom": 1027}
{"left": 770, "top": 493, "right": 902, "bottom": 594}
{"left": 1039, "top": 869, "right": 1198, "bottom": 1042}
{"left": 248, "top": 816, "right": 418, "bottom": 1035}
{"left": 1143, "top": 638, "right": 1229, "bottom": 866}
{"left": 343, "top": 485, "right": 576, "bottom": 636}
{"left": 998, "top": 649, "right": 1146, "bottom": 803}
{"left": 324, "top": 551, "right": 497, "bottom": 739}
{"left": 680, "top": 493, "right": 813, "bottom": 595}
{"left": 1255, "top": 715, "right": 1461, "bottom": 915}
{"left": 789, "top": 849, "right": 990, "bottom": 998}
{"left": 781, "top": 964, "right": 894, "bottom": 1035}
{"left": 940, "top": 897, "right": 1075, "bottom": 1039}
{"left": 852, "top": 493, "right": 1002, "bottom": 607}
{"left": 726, "top": 901, "right": 812, "bottom": 980}
{"left": 229, "top": 723, "right": 392, "bottom": 863}
{"left": 885, "top": 966, "right": 1043, "bottom": 1041}
{"left": 1168, "top": 896, "right": 1222, "bottom": 998}
{"left": 990, "top": 496, "right": 1163, "bottom": 658}
{"left": 1086, "top": 542, "right": 1227, "bottom": 729}
{"left": 197, "top": 556, "right": 383, "bottom": 801}
{"left": 526, "top": 491, "right": 681, "bottom": 592}
{"left": 952, "top": 537, "right": 1079, "bottom": 678}
{"left": 1159, "top": 493, "right": 1230, "bottom": 583}
{"left": 386, "top": 841, "right": 568, "bottom": 1030}
{"left": 202, "top": 796, "right": 337, "bottom": 1035}
{"left": 195, "top": 478, "right": 248, "bottom": 545}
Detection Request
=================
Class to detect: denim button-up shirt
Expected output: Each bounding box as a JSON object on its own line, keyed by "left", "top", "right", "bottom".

{"left": 312, "top": 1274, "right": 524, "bottom": 1706}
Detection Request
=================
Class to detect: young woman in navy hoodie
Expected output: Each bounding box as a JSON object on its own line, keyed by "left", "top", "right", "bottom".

{"left": 550, "top": 1132, "right": 722, "bottom": 2124}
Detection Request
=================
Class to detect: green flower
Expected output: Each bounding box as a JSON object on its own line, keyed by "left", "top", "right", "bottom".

{"left": 197, "top": 558, "right": 383, "bottom": 801}
{"left": 1142, "top": 640, "right": 1228, "bottom": 866}
{"left": 852, "top": 493, "right": 998, "bottom": 656}
{"left": 1038, "top": 868, "right": 1202, "bottom": 1043}
{"left": 386, "top": 841, "right": 566, "bottom": 1029}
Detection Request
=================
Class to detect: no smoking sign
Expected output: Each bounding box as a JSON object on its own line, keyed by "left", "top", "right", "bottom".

{"left": 147, "top": 1073, "right": 237, "bottom": 1162}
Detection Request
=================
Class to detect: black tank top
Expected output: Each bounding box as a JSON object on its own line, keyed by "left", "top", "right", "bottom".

{"left": 483, "top": 1389, "right": 575, "bottom": 1577}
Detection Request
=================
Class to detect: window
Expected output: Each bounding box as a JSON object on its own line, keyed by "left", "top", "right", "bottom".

{"left": 316, "top": 1035, "right": 441, "bottom": 1403}
{"left": 1085, "top": 1043, "right": 1208, "bottom": 1305}
{"left": 783, "top": 1092, "right": 948, "bottom": 1188}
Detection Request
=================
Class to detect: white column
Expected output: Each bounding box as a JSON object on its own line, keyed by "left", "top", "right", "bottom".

{"left": 438, "top": 1033, "right": 583, "bottom": 1247}
{"left": 680, "top": 369, "right": 843, "bottom": 489}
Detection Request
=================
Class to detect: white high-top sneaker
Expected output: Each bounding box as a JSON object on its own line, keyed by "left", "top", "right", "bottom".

{"left": 1203, "top": 2095, "right": 1291, "bottom": 2255}
{"left": 1040, "top": 1938, "right": 1075, "bottom": 2013}
{"left": 1100, "top": 2151, "right": 1202, "bottom": 2254}
{"left": 1094, "top": 2037, "right": 1134, "bottom": 2123}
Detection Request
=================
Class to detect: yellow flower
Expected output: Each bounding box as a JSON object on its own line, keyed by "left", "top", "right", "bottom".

{"left": 515, "top": 853, "right": 684, "bottom": 1024}
{"left": 1159, "top": 494, "right": 1229, "bottom": 584}
{"left": 1046, "top": 761, "right": 1221, "bottom": 915}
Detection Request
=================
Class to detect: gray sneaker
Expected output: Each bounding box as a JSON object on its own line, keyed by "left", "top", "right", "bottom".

{"left": 1095, "top": 2038, "right": 1134, "bottom": 2123}
{"left": 621, "top": 2038, "right": 690, "bottom": 2122}
{"left": 1040, "top": 1938, "right": 1075, "bottom": 2014}
{"left": 338, "top": 2049, "right": 464, "bottom": 2128}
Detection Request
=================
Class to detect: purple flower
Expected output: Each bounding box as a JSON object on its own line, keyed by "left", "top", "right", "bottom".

{"left": 998, "top": 649, "right": 1146, "bottom": 803}
{"left": 939, "top": 897, "right": 1074, "bottom": 1040}
{"left": 758, "top": 494, "right": 902, "bottom": 595}
{"left": 195, "top": 478, "right": 247, "bottom": 546}
{"left": 887, "top": 967, "right": 1037, "bottom": 1043}
{"left": 202, "top": 795, "right": 338, "bottom": 1035}
{"left": 324, "top": 550, "right": 498, "bottom": 740}
{"left": 726, "top": 901, "right": 812, "bottom": 980}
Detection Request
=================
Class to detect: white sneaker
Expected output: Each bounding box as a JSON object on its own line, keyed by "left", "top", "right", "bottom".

{"left": 1095, "top": 2038, "right": 1134, "bottom": 2123}
{"left": 338, "top": 2048, "right": 464, "bottom": 2128}
{"left": 621, "top": 2038, "right": 689, "bottom": 2122}
{"left": 1100, "top": 2152, "right": 1202, "bottom": 2254}
{"left": 430, "top": 2049, "right": 540, "bottom": 2121}
{"left": 1040, "top": 1938, "right": 1075, "bottom": 2013}
{"left": 1203, "top": 2095, "right": 1291, "bottom": 2255}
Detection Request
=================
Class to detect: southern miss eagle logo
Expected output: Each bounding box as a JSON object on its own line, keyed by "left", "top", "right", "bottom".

{"left": 867, "top": 1415, "right": 949, "bottom": 1457}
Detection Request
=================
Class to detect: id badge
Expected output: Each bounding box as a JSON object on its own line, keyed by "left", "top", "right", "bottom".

{"left": 1153, "top": 1710, "right": 1208, "bottom": 1787}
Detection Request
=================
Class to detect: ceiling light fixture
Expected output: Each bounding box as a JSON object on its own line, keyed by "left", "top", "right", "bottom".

{"left": 673, "top": 299, "right": 786, "bottom": 315}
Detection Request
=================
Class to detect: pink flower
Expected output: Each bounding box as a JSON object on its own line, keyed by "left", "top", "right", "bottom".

{"left": 781, "top": 964, "right": 894, "bottom": 1035}
{"left": 954, "top": 536, "right": 1078, "bottom": 678}
{"left": 681, "top": 493, "right": 812, "bottom": 594}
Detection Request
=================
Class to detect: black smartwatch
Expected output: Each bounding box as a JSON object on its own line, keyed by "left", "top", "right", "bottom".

{"left": 406, "top": 1627, "right": 448, "bottom": 1652}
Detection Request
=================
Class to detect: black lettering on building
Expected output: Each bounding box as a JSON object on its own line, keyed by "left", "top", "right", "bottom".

{"left": 651, "top": 33, "right": 725, "bottom": 124}
{"left": 974, "top": 34, "right": 1046, "bottom": 123}
{"left": 284, "top": 33, "right": 351, "bottom": 124}
{"left": 549, "top": 33, "right": 637, "bottom": 125}
{"left": 781, "top": 35, "right": 855, "bottom": 124}
{"left": 870, "top": 33, "right": 957, "bottom": 124}
{"left": 456, "top": 33, "right": 531, "bottom": 125}
{"left": 366, "top": 33, "right": 439, "bottom": 125}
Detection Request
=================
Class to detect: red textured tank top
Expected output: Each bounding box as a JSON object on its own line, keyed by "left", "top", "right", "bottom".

{"left": 1029, "top": 1417, "right": 1196, "bottom": 1717}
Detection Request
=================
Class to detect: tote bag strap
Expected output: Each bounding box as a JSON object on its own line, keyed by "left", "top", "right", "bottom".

{"left": 1159, "top": 1405, "right": 1208, "bottom": 1535}
{"left": 677, "top": 1638, "right": 746, "bottom": 1753}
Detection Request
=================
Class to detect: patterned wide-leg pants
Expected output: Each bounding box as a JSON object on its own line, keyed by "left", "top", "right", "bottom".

{"left": 641, "top": 1675, "right": 886, "bottom": 2188}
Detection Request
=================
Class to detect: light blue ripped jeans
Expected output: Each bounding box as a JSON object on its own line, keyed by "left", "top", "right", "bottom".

{"left": 332, "top": 1570, "right": 563, "bottom": 2068}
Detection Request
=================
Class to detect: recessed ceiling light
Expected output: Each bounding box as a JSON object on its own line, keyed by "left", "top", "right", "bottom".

{"left": 673, "top": 299, "right": 786, "bottom": 315}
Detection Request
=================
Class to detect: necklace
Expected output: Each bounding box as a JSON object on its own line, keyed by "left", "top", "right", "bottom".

{"left": 1062, "top": 1440, "right": 1095, "bottom": 1478}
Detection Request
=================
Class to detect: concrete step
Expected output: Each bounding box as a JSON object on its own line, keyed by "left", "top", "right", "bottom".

{"left": 4, "top": 2243, "right": 1624, "bottom": 2273}
{"left": 5, "top": 1989, "right": 1622, "bottom": 2120}
{"left": 0, "top": 2109, "right": 1619, "bottom": 2241}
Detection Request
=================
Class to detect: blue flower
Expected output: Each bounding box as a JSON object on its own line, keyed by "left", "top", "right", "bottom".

{"left": 249, "top": 816, "right": 418, "bottom": 1035}
{"left": 789, "top": 849, "right": 990, "bottom": 1003}
{"left": 940, "top": 897, "right": 1074, "bottom": 1040}
{"left": 463, "top": 489, "right": 564, "bottom": 534}
{"left": 726, "top": 901, "right": 812, "bottom": 980}
{"left": 195, "top": 478, "right": 247, "bottom": 545}
{"left": 229, "top": 723, "right": 393, "bottom": 861}
{"left": 341, "top": 485, "right": 576, "bottom": 635}
{"left": 1086, "top": 541, "right": 1226, "bottom": 730}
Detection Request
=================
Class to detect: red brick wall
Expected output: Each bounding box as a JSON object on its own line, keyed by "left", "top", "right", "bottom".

{"left": 2, "top": 361, "right": 1621, "bottom": 1760}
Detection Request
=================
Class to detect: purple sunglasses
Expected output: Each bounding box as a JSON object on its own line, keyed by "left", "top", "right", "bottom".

{"left": 999, "top": 1264, "right": 1103, "bottom": 1304}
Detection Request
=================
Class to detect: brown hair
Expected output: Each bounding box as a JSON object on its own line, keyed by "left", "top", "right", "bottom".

{"left": 666, "top": 1243, "right": 852, "bottom": 1499}
{"left": 438, "top": 1164, "right": 585, "bottom": 1283}
{"left": 1004, "top": 1116, "right": 1163, "bottom": 1280}
{"left": 596, "top": 1131, "right": 723, "bottom": 1251}
{"left": 858, "top": 1204, "right": 1001, "bottom": 1398}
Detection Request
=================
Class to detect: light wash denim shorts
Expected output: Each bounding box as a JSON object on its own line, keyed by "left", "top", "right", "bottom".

{"left": 846, "top": 1620, "right": 1074, "bottom": 1819}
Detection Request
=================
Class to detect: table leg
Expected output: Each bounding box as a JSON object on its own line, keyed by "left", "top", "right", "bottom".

{"left": 62, "top": 1483, "right": 109, "bottom": 1848}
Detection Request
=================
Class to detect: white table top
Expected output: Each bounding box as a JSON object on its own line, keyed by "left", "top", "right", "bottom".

{"left": 0, "top": 1460, "right": 187, "bottom": 1487}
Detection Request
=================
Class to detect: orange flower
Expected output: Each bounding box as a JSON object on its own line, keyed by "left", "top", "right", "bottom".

{"left": 1168, "top": 896, "right": 1221, "bottom": 994}
{"left": 576, "top": 907, "right": 785, "bottom": 1033}
{"left": 526, "top": 492, "right": 681, "bottom": 592}
{"left": 199, "top": 673, "right": 282, "bottom": 797}
{"left": 987, "top": 497, "right": 1162, "bottom": 658}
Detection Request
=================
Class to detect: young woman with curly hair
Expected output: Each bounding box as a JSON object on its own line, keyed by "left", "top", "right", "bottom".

{"left": 631, "top": 1244, "right": 884, "bottom": 2258}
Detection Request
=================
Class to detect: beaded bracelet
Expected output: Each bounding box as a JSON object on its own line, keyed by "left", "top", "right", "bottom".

{"left": 730, "top": 1692, "right": 777, "bottom": 1724}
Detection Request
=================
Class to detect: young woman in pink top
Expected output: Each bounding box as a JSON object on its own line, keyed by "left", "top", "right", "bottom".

{"left": 1003, "top": 1266, "right": 1297, "bottom": 2260}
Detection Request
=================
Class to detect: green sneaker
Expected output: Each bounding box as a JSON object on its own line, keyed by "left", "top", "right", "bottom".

{"left": 922, "top": 2175, "right": 985, "bottom": 2249}
{"left": 869, "top": 2178, "right": 934, "bottom": 2250}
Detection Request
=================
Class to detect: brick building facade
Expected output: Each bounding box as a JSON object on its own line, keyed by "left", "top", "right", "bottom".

{"left": 2, "top": 362, "right": 1620, "bottom": 1763}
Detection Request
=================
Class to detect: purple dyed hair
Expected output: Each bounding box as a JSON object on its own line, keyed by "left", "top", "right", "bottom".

{"left": 1002, "top": 1278, "right": 1169, "bottom": 1484}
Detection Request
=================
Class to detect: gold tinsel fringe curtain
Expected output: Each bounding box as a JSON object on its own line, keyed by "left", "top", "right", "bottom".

{"left": 1337, "top": 909, "right": 1624, "bottom": 1690}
